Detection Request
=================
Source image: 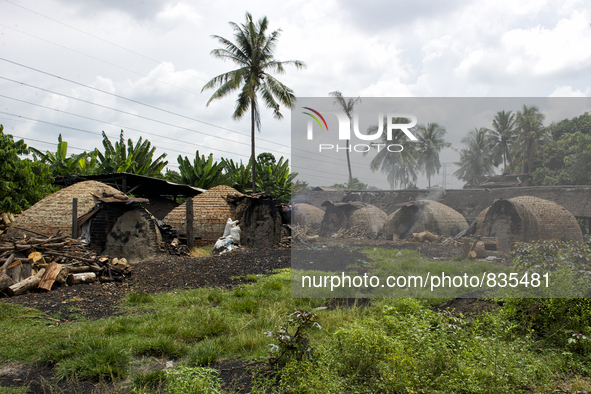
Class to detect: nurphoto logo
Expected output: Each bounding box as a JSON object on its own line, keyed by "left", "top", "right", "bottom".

{"left": 302, "top": 107, "right": 419, "bottom": 153}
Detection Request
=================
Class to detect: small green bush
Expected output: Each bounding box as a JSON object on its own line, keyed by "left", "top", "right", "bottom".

{"left": 165, "top": 366, "right": 222, "bottom": 394}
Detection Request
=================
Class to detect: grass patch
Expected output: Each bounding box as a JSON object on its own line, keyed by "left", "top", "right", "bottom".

{"left": 2, "top": 250, "right": 591, "bottom": 392}
{"left": 189, "top": 246, "right": 212, "bottom": 258}
{"left": 187, "top": 338, "right": 223, "bottom": 366}
{"left": 133, "top": 335, "right": 189, "bottom": 359}
{"left": 126, "top": 292, "right": 154, "bottom": 304}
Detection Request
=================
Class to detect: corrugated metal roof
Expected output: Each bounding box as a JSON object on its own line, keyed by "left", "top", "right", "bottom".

{"left": 54, "top": 173, "right": 206, "bottom": 197}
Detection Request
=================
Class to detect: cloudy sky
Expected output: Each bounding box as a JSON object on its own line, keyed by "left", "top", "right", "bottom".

{"left": 1, "top": 0, "right": 590, "bottom": 189}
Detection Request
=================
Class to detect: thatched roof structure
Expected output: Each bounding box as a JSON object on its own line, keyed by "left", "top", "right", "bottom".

{"left": 319, "top": 201, "right": 387, "bottom": 235}
{"left": 383, "top": 200, "right": 468, "bottom": 240}
{"left": 478, "top": 196, "right": 583, "bottom": 250}
{"left": 292, "top": 203, "right": 324, "bottom": 228}
{"left": 7, "top": 180, "right": 120, "bottom": 238}
{"left": 163, "top": 185, "right": 243, "bottom": 240}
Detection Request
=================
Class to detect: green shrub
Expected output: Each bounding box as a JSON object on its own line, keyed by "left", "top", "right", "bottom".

{"left": 165, "top": 366, "right": 222, "bottom": 394}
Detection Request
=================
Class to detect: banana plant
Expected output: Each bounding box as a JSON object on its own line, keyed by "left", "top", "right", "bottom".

{"left": 222, "top": 158, "right": 252, "bottom": 194}
{"left": 95, "top": 130, "right": 167, "bottom": 176}
{"left": 30, "top": 134, "right": 94, "bottom": 176}
{"left": 177, "top": 151, "right": 231, "bottom": 189}
{"left": 255, "top": 153, "right": 297, "bottom": 204}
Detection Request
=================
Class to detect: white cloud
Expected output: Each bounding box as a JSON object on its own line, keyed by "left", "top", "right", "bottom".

{"left": 549, "top": 85, "right": 588, "bottom": 97}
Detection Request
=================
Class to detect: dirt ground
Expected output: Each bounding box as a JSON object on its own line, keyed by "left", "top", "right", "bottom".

{"left": 1, "top": 249, "right": 291, "bottom": 320}
{"left": 0, "top": 239, "right": 508, "bottom": 393}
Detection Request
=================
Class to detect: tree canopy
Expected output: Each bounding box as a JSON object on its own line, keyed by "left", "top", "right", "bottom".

{"left": 202, "top": 12, "right": 305, "bottom": 192}
{"left": 0, "top": 125, "right": 56, "bottom": 213}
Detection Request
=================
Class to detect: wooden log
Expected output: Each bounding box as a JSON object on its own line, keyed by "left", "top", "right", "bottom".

{"left": 66, "top": 272, "right": 96, "bottom": 286}
{"left": 8, "top": 268, "right": 45, "bottom": 296}
{"left": 38, "top": 262, "right": 63, "bottom": 291}
{"left": 72, "top": 198, "right": 78, "bottom": 239}
{"left": 28, "top": 252, "right": 45, "bottom": 265}
{"left": 468, "top": 241, "right": 487, "bottom": 259}
{"left": 1, "top": 213, "right": 10, "bottom": 226}
{"left": 413, "top": 231, "right": 439, "bottom": 243}
{"left": 0, "top": 257, "right": 33, "bottom": 265}
{"left": 54, "top": 267, "right": 69, "bottom": 287}
{"left": 8, "top": 213, "right": 15, "bottom": 223}
{"left": 66, "top": 265, "right": 101, "bottom": 273}
{"left": 186, "top": 197, "right": 194, "bottom": 250}
{"left": 0, "top": 254, "right": 16, "bottom": 291}
{"left": 481, "top": 237, "right": 499, "bottom": 251}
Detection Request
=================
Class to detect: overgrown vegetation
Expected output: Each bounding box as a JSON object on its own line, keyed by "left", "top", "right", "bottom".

{"left": 1, "top": 248, "right": 591, "bottom": 393}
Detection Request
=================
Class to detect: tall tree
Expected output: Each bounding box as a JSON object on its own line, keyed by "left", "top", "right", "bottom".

{"left": 487, "top": 110, "right": 516, "bottom": 173}
{"left": 202, "top": 12, "right": 305, "bottom": 192}
{"left": 365, "top": 117, "right": 419, "bottom": 189}
{"left": 329, "top": 91, "right": 361, "bottom": 189}
{"left": 515, "top": 105, "right": 546, "bottom": 174}
{"left": 453, "top": 127, "right": 495, "bottom": 181}
{"left": 415, "top": 122, "right": 450, "bottom": 188}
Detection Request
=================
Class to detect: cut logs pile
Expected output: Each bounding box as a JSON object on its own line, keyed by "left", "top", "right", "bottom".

{"left": 333, "top": 225, "right": 377, "bottom": 239}
{"left": 0, "top": 233, "right": 131, "bottom": 297}
{"left": 462, "top": 237, "right": 499, "bottom": 259}
{"left": 0, "top": 212, "right": 17, "bottom": 234}
{"left": 291, "top": 225, "right": 319, "bottom": 245}
{"left": 158, "top": 238, "right": 190, "bottom": 256}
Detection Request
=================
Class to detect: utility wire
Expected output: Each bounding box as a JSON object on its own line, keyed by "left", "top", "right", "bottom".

{"left": 0, "top": 58, "right": 370, "bottom": 169}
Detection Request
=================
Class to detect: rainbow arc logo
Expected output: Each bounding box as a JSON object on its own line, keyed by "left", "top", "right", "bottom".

{"left": 302, "top": 107, "right": 328, "bottom": 131}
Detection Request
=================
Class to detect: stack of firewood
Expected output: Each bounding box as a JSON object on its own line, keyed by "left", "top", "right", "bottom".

{"left": 0, "top": 213, "right": 17, "bottom": 234}
{"left": 291, "top": 225, "right": 318, "bottom": 245}
{"left": 0, "top": 233, "right": 131, "bottom": 296}
{"left": 462, "top": 237, "right": 499, "bottom": 259}
{"left": 158, "top": 238, "right": 190, "bottom": 256}
{"left": 334, "top": 225, "right": 376, "bottom": 239}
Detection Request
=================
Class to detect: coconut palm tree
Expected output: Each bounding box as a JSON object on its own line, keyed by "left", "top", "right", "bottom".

{"left": 454, "top": 127, "right": 495, "bottom": 181}
{"left": 515, "top": 105, "right": 546, "bottom": 174}
{"left": 329, "top": 91, "right": 361, "bottom": 189}
{"left": 415, "top": 122, "right": 450, "bottom": 188}
{"left": 202, "top": 12, "right": 306, "bottom": 192}
{"left": 365, "top": 116, "right": 419, "bottom": 189}
{"left": 487, "top": 110, "right": 516, "bottom": 173}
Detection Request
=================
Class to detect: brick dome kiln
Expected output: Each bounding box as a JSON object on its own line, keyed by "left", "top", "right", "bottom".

{"left": 163, "top": 185, "right": 243, "bottom": 241}
{"left": 319, "top": 202, "right": 387, "bottom": 235}
{"left": 478, "top": 196, "right": 583, "bottom": 250}
{"left": 292, "top": 203, "right": 324, "bottom": 228}
{"left": 383, "top": 200, "right": 468, "bottom": 240}
{"left": 7, "top": 180, "right": 120, "bottom": 238}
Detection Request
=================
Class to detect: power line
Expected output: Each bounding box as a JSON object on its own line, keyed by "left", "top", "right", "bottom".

{"left": 0, "top": 86, "right": 373, "bottom": 170}
{"left": 0, "top": 58, "right": 370, "bottom": 170}
{"left": 0, "top": 94, "right": 253, "bottom": 157}
{"left": 0, "top": 110, "right": 248, "bottom": 159}
{"left": 0, "top": 22, "right": 213, "bottom": 103}
{"left": 3, "top": 0, "right": 207, "bottom": 82}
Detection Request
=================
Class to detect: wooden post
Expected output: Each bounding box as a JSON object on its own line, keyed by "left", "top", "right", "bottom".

{"left": 186, "top": 197, "right": 194, "bottom": 250}
{"left": 71, "top": 198, "right": 78, "bottom": 239}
